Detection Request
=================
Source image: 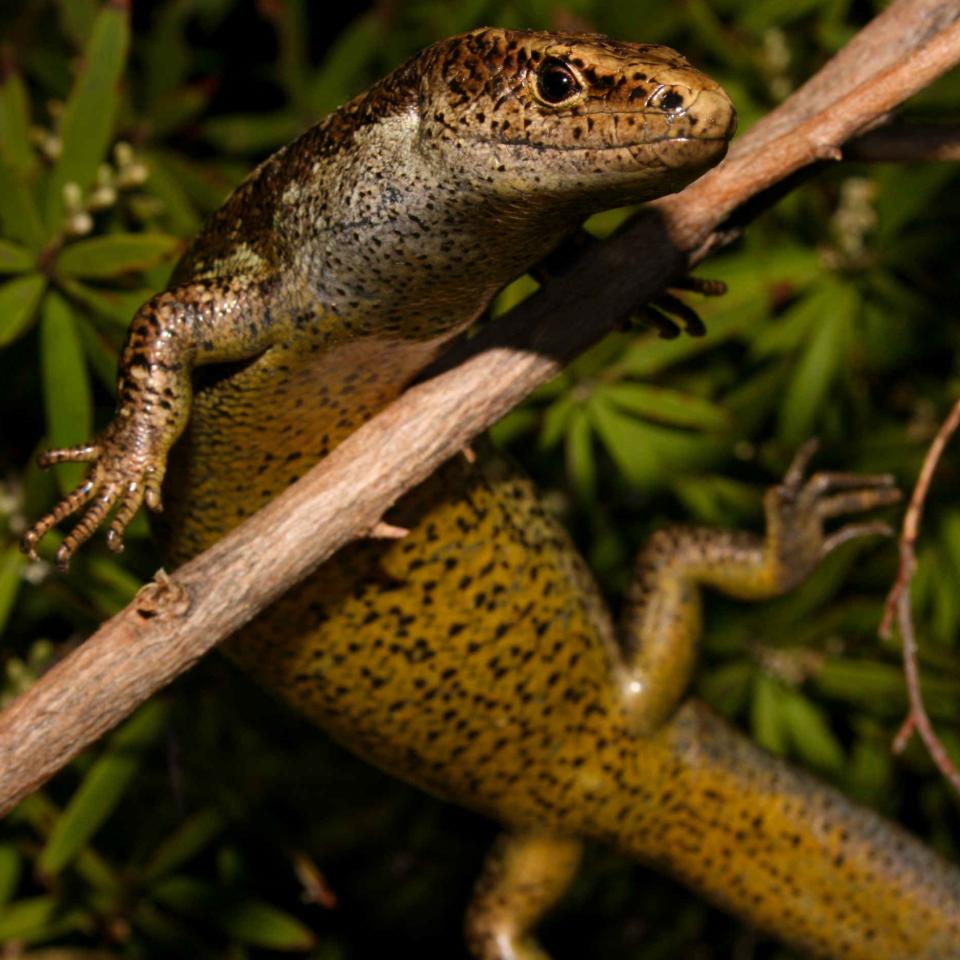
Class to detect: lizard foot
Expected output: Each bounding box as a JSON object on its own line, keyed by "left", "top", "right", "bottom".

{"left": 632, "top": 275, "right": 727, "bottom": 339}
{"left": 764, "top": 439, "right": 902, "bottom": 586}
{"left": 21, "top": 425, "right": 166, "bottom": 570}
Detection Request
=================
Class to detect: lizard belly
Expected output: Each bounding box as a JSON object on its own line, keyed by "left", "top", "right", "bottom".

{"left": 220, "top": 450, "right": 637, "bottom": 831}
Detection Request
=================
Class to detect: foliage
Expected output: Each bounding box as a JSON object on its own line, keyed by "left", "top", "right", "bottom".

{"left": 0, "top": 0, "right": 959, "bottom": 957}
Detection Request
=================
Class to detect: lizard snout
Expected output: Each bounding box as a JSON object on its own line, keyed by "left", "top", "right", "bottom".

{"left": 648, "top": 83, "right": 737, "bottom": 142}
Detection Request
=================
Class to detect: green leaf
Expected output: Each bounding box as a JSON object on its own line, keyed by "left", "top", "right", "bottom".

{"left": 751, "top": 674, "right": 788, "bottom": 755}
{"left": 40, "top": 293, "right": 93, "bottom": 495}
{"left": 587, "top": 394, "right": 725, "bottom": 492}
{"left": 0, "top": 893, "right": 89, "bottom": 943}
{"left": 777, "top": 281, "right": 856, "bottom": 446}
{"left": 142, "top": 807, "right": 227, "bottom": 884}
{"left": 565, "top": 406, "right": 596, "bottom": 501}
{"left": 0, "top": 239, "right": 34, "bottom": 274}
{"left": 604, "top": 382, "right": 730, "bottom": 431}
{"left": 0, "top": 67, "right": 33, "bottom": 172}
{"left": 780, "top": 689, "right": 845, "bottom": 774}
{"left": 0, "top": 545, "right": 25, "bottom": 636}
{"left": 814, "top": 659, "right": 907, "bottom": 712}
{"left": 57, "top": 233, "right": 180, "bottom": 279}
{"left": 150, "top": 874, "right": 212, "bottom": 910}
{"left": 538, "top": 393, "right": 575, "bottom": 450}
{"left": 587, "top": 394, "right": 661, "bottom": 489}
{"left": 0, "top": 273, "right": 46, "bottom": 347}
{"left": 492, "top": 272, "right": 539, "bottom": 318}
{"left": 674, "top": 474, "right": 760, "bottom": 527}
{"left": 37, "top": 701, "right": 168, "bottom": 876}
{"left": 59, "top": 276, "right": 152, "bottom": 328}
{"left": 150, "top": 876, "right": 314, "bottom": 948}
{"left": 215, "top": 898, "right": 316, "bottom": 950}
{"left": 12, "top": 790, "right": 121, "bottom": 895}
{"left": 750, "top": 286, "right": 823, "bottom": 360}
{"left": 46, "top": 2, "right": 130, "bottom": 226}
{"left": 847, "top": 730, "right": 893, "bottom": 803}
{"left": 0, "top": 846, "right": 21, "bottom": 906}
{"left": 0, "top": 895, "right": 57, "bottom": 941}
{"left": 0, "top": 152, "right": 44, "bottom": 249}
{"left": 73, "top": 312, "right": 120, "bottom": 392}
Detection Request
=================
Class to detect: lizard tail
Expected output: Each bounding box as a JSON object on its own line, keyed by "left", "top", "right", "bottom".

{"left": 613, "top": 699, "right": 960, "bottom": 959}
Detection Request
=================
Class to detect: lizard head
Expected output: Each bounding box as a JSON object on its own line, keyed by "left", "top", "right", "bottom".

{"left": 414, "top": 28, "right": 736, "bottom": 214}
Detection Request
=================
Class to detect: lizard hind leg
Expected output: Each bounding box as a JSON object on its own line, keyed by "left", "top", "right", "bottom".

{"left": 617, "top": 442, "right": 902, "bottom": 734}
{"left": 465, "top": 832, "right": 582, "bottom": 960}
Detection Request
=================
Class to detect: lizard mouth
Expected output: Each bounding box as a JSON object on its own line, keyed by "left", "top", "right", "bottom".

{"left": 454, "top": 129, "right": 734, "bottom": 173}
{"left": 462, "top": 131, "right": 733, "bottom": 150}
{"left": 635, "top": 131, "right": 732, "bottom": 172}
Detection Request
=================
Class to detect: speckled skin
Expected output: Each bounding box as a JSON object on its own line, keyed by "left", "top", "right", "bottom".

{"left": 23, "top": 28, "right": 960, "bottom": 959}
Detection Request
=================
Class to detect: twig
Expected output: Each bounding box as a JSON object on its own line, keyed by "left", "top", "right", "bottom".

{"left": 847, "top": 123, "right": 960, "bottom": 162}
{"left": 0, "top": 0, "right": 959, "bottom": 816}
{"left": 881, "top": 399, "right": 960, "bottom": 792}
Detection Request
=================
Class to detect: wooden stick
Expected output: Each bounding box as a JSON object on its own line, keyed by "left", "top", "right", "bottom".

{"left": 881, "top": 399, "right": 960, "bottom": 792}
{"left": 847, "top": 124, "right": 960, "bottom": 162}
{"left": 1, "top": 0, "right": 959, "bottom": 816}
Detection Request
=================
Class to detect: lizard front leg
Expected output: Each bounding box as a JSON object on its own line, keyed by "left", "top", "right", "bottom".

{"left": 617, "top": 441, "right": 901, "bottom": 734}
{"left": 21, "top": 276, "right": 288, "bottom": 569}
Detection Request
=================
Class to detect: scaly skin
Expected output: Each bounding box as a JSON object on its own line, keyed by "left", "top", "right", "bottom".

{"left": 22, "top": 28, "right": 960, "bottom": 959}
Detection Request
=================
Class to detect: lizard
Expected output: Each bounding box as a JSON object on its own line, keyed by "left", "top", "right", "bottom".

{"left": 19, "top": 27, "right": 960, "bottom": 959}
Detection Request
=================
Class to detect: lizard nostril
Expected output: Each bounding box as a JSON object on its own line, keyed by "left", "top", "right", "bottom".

{"left": 647, "top": 84, "right": 693, "bottom": 114}
{"left": 659, "top": 90, "right": 685, "bottom": 112}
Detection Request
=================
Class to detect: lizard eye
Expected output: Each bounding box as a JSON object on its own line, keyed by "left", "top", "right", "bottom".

{"left": 535, "top": 58, "right": 581, "bottom": 104}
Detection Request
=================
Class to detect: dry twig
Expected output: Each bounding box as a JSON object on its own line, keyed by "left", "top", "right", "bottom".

{"left": 880, "top": 399, "right": 960, "bottom": 793}
{"left": 0, "top": 0, "right": 959, "bottom": 816}
{"left": 847, "top": 123, "right": 960, "bottom": 162}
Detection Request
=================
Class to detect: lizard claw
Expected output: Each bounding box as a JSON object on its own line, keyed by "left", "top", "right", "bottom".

{"left": 820, "top": 520, "right": 895, "bottom": 558}
{"left": 21, "top": 430, "right": 167, "bottom": 570}
{"left": 762, "top": 442, "right": 902, "bottom": 587}
{"left": 631, "top": 275, "right": 728, "bottom": 339}
{"left": 781, "top": 437, "right": 821, "bottom": 493}
{"left": 20, "top": 472, "right": 99, "bottom": 563}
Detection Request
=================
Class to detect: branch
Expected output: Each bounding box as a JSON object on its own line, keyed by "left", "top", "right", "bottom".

{"left": 881, "top": 398, "right": 960, "bottom": 792}
{"left": 847, "top": 123, "right": 960, "bottom": 162}
{"left": 1, "top": 0, "right": 959, "bottom": 816}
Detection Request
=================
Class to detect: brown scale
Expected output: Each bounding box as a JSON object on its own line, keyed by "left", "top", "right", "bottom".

{"left": 22, "top": 28, "right": 960, "bottom": 960}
